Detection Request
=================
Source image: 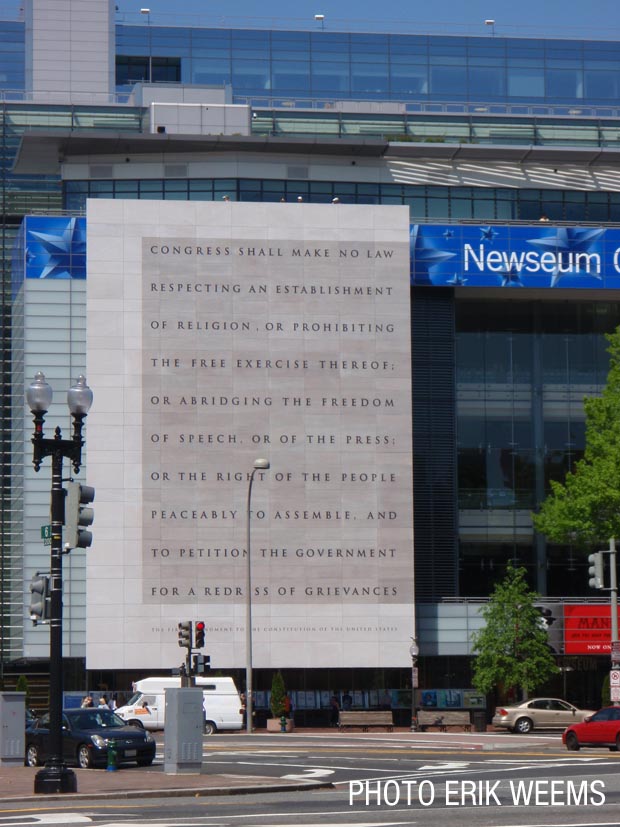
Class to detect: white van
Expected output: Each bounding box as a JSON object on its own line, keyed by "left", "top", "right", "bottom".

{"left": 115, "top": 676, "right": 243, "bottom": 734}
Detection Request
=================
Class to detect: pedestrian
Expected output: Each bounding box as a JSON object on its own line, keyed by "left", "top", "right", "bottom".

{"left": 329, "top": 694, "right": 340, "bottom": 727}
{"left": 98, "top": 696, "right": 109, "bottom": 709}
{"left": 283, "top": 692, "right": 293, "bottom": 718}
{"left": 240, "top": 692, "right": 247, "bottom": 728}
{"left": 81, "top": 695, "right": 93, "bottom": 708}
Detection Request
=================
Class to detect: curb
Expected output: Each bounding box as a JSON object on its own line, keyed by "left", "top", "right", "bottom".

{"left": 0, "top": 780, "right": 333, "bottom": 804}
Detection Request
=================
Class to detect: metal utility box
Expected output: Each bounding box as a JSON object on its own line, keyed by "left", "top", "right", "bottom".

{"left": 163, "top": 688, "right": 203, "bottom": 774}
{"left": 0, "top": 692, "right": 26, "bottom": 765}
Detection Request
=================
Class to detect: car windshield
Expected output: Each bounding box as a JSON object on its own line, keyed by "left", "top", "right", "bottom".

{"left": 125, "top": 692, "right": 142, "bottom": 706}
{"left": 69, "top": 710, "right": 126, "bottom": 729}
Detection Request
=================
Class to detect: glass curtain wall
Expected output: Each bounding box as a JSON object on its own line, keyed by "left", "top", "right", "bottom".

{"left": 114, "top": 25, "right": 620, "bottom": 109}
{"left": 456, "top": 299, "right": 620, "bottom": 598}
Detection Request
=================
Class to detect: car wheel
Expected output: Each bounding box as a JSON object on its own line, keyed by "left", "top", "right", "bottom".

{"left": 204, "top": 720, "right": 217, "bottom": 736}
{"left": 514, "top": 717, "right": 533, "bottom": 734}
{"left": 128, "top": 719, "right": 144, "bottom": 729}
{"left": 25, "top": 743, "right": 40, "bottom": 767}
{"left": 137, "top": 757, "right": 154, "bottom": 766}
{"left": 77, "top": 744, "right": 94, "bottom": 769}
{"left": 565, "top": 732, "right": 580, "bottom": 751}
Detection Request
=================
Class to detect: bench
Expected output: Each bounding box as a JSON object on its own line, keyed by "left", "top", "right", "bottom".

{"left": 416, "top": 710, "right": 471, "bottom": 732}
{"left": 338, "top": 710, "right": 394, "bottom": 732}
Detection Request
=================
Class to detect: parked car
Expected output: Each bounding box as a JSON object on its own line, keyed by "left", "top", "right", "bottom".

{"left": 563, "top": 706, "right": 620, "bottom": 750}
{"left": 492, "top": 698, "right": 595, "bottom": 734}
{"left": 25, "top": 708, "right": 156, "bottom": 769}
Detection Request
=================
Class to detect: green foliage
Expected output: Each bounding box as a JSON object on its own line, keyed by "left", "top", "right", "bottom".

{"left": 269, "top": 671, "right": 286, "bottom": 718}
{"left": 15, "top": 675, "right": 29, "bottom": 704}
{"left": 533, "top": 327, "right": 620, "bottom": 545}
{"left": 602, "top": 672, "right": 611, "bottom": 707}
{"left": 471, "top": 564, "right": 559, "bottom": 698}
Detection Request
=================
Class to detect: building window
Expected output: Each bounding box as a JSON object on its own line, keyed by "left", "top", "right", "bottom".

{"left": 116, "top": 56, "right": 181, "bottom": 85}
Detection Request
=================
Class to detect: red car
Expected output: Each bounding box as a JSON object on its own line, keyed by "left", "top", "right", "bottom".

{"left": 563, "top": 706, "right": 620, "bottom": 751}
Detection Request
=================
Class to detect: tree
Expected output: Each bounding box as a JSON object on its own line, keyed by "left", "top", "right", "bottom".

{"left": 471, "top": 564, "right": 558, "bottom": 699}
{"left": 269, "top": 671, "right": 286, "bottom": 718}
{"left": 532, "top": 327, "right": 620, "bottom": 545}
{"left": 15, "top": 675, "right": 29, "bottom": 707}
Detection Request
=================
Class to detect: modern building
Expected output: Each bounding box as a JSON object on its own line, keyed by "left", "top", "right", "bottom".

{"left": 2, "top": 0, "right": 619, "bottom": 716}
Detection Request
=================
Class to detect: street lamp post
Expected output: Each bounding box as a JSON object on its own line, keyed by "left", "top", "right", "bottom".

{"left": 245, "top": 458, "right": 270, "bottom": 735}
{"left": 26, "top": 372, "right": 93, "bottom": 794}
{"left": 140, "top": 8, "right": 152, "bottom": 82}
{"left": 409, "top": 637, "right": 419, "bottom": 732}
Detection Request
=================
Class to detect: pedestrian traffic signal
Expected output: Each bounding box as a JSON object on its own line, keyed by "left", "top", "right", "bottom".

{"left": 178, "top": 620, "right": 192, "bottom": 648}
{"left": 192, "top": 654, "right": 211, "bottom": 674}
{"left": 29, "top": 573, "right": 50, "bottom": 625}
{"left": 64, "top": 481, "right": 95, "bottom": 549}
{"left": 588, "top": 551, "right": 605, "bottom": 589}
{"left": 194, "top": 620, "right": 206, "bottom": 648}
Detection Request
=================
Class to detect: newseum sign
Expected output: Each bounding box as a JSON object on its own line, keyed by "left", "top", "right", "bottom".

{"left": 85, "top": 201, "right": 413, "bottom": 671}
{"left": 410, "top": 224, "right": 620, "bottom": 288}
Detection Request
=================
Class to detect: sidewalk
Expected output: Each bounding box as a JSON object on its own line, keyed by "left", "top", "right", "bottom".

{"left": 0, "top": 764, "right": 328, "bottom": 803}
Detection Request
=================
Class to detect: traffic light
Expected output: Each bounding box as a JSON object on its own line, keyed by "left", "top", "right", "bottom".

{"left": 29, "top": 573, "right": 50, "bottom": 625}
{"left": 588, "top": 551, "right": 605, "bottom": 589}
{"left": 64, "top": 482, "right": 95, "bottom": 549}
{"left": 194, "top": 620, "right": 206, "bottom": 648}
{"left": 192, "top": 654, "right": 211, "bottom": 674}
{"left": 178, "top": 620, "right": 192, "bottom": 648}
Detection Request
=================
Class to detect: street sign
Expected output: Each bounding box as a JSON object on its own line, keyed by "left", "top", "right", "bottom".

{"left": 612, "top": 686, "right": 620, "bottom": 703}
{"left": 612, "top": 640, "right": 620, "bottom": 662}
{"left": 40, "top": 524, "right": 51, "bottom": 546}
{"left": 611, "top": 670, "right": 620, "bottom": 687}
{"left": 412, "top": 667, "right": 419, "bottom": 688}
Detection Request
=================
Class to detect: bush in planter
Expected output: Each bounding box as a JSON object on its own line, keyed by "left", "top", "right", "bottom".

{"left": 270, "top": 671, "right": 286, "bottom": 719}
{"left": 15, "top": 675, "right": 29, "bottom": 706}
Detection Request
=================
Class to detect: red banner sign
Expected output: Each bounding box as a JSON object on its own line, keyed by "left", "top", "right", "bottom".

{"left": 564, "top": 604, "right": 620, "bottom": 654}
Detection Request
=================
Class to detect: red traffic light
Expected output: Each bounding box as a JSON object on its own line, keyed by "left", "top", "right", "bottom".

{"left": 194, "top": 620, "right": 206, "bottom": 648}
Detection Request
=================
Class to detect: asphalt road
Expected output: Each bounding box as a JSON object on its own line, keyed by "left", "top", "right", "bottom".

{"left": 3, "top": 732, "right": 620, "bottom": 827}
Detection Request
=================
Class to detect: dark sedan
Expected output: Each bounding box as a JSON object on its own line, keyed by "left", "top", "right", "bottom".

{"left": 25, "top": 708, "right": 156, "bottom": 769}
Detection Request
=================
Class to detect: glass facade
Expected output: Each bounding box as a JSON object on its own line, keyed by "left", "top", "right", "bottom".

{"left": 114, "top": 25, "right": 620, "bottom": 109}
{"left": 456, "top": 300, "right": 620, "bottom": 597}
{"left": 63, "top": 178, "right": 620, "bottom": 224}
{"left": 0, "top": 103, "right": 143, "bottom": 663}
{"left": 252, "top": 110, "right": 620, "bottom": 149}
{"left": 0, "top": 21, "right": 24, "bottom": 94}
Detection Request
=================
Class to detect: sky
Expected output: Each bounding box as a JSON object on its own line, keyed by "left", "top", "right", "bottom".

{"left": 2, "top": 1, "right": 620, "bottom": 40}
{"left": 108, "top": 0, "right": 620, "bottom": 40}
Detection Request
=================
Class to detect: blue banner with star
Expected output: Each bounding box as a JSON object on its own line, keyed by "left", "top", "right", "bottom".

{"left": 23, "top": 216, "right": 86, "bottom": 280}
{"left": 410, "top": 224, "right": 620, "bottom": 289}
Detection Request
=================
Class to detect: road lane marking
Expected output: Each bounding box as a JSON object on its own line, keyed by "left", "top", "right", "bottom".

{"left": 281, "top": 769, "right": 335, "bottom": 780}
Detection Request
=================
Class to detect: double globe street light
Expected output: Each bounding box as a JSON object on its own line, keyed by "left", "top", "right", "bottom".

{"left": 26, "top": 372, "right": 93, "bottom": 794}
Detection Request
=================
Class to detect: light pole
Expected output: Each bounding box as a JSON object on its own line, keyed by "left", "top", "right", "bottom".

{"left": 140, "top": 8, "right": 152, "bottom": 82}
{"left": 560, "top": 665, "right": 574, "bottom": 699}
{"left": 409, "top": 637, "right": 419, "bottom": 732}
{"left": 26, "top": 371, "right": 93, "bottom": 794}
{"left": 245, "top": 458, "right": 270, "bottom": 735}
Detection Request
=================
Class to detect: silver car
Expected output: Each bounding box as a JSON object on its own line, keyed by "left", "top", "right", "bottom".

{"left": 492, "top": 698, "right": 595, "bottom": 734}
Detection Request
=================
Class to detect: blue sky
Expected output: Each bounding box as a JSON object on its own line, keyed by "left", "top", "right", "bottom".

{"left": 109, "top": 0, "right": 619, "bottom": 39}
